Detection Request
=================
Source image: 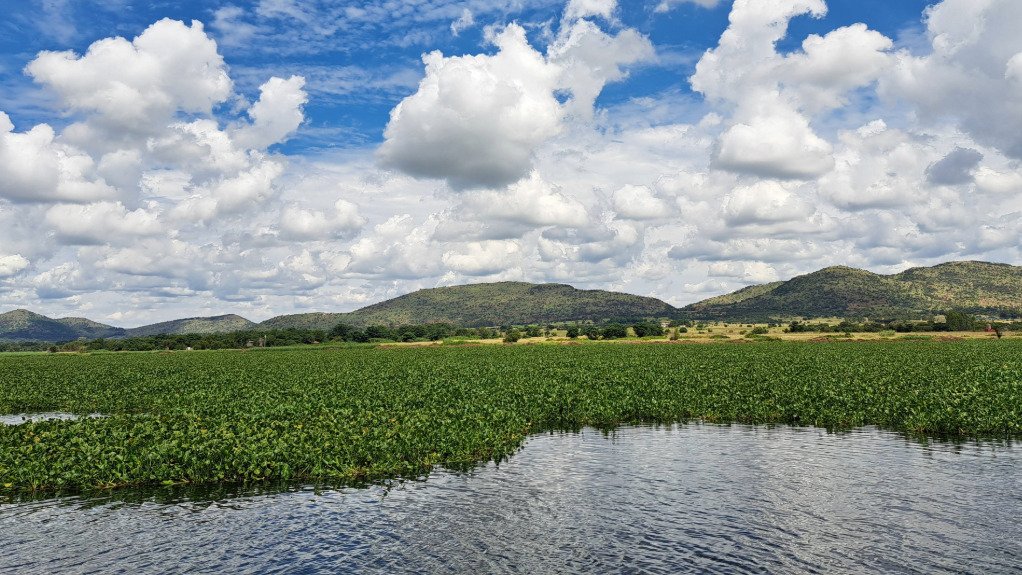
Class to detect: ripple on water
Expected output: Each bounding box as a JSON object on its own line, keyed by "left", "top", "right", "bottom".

{"left": 1, "top": 424, "right": 1020, "bottom": 574}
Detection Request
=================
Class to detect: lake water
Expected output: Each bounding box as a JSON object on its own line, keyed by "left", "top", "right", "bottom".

{"left": 2, "top": 424, "right": 1020, "bottom": 574}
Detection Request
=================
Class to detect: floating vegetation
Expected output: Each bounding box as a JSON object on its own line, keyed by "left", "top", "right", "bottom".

{"left": 1, "top": 341, "right": 1020, "bottom": 496}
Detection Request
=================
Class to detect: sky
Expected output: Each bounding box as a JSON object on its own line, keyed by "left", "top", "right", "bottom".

{"left": 0, "top": 0, "right": 1020, "bottom": 326}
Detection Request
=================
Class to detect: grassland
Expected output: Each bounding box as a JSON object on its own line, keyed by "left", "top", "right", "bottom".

{"left": 2, "top": 340, "right": 1020, "bottom": 497}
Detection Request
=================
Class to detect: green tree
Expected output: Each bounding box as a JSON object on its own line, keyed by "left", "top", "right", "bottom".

{"left": 945, "top": 310, "right": 975, "bottom": 332}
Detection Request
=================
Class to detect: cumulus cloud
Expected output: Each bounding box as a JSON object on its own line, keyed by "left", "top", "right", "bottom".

{"left": 564, "top": 0, "right": 617, "bottom": 21}
{"left": 461, "top": 172, "right": 589, "bottom": 228}
{"left": 692, "top": 0, "right": 893, "bottom": 180}
{"left": 548, "top": 19, "right": 654, "bottom": 120}
{"left": 232, "top": 75, "right": 308, "bottom": 150}
{"left": 378, "top": 24, "right": 563, "bottom": 190}
{"left": 379, "top": 9, "right": 652, "bottom": 189}
{"left": 882, "top": 0, "right": 1022, "bottom": 159}
{"left": 44, "top": 202, "right": 164, "bottom": 245}
{"left": 0, "top": 113, "right": 116, "bottom": 203}
{"left": 723, "top": 180, "right": 814, "bottom": 226}
{"left": 279, "top": 200, "right": 366, "bottom": 241}
{"left": 26, "top": 19, "right": 232, "bottom": 135}
{"left": 611, "top": 185, "right": 671, "bottom": 220}
{"left": 0, "top": 255, "right": 30, "bottom": 278}
{"left": 442, "top": 240, "right": 522, "bottom": 275}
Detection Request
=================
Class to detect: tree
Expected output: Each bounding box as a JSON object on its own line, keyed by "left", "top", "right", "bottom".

{"left": 631, "top": 322, "right": 664, "bottom": 338}
{"left": 601, "top": 323, "right": 628, "bottom": 339}
{"left": 503, "top": 329, "right": 521, "bottom": 343}
{"left": 566, "top": 326, "right": 580, "bottom": 339}
{"left": 945, "top": 310, "right": 975, "bottom": 332}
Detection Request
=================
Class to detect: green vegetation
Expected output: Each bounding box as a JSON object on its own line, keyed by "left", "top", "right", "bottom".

{"left": 2, "top": 340, "right": 1020, "bottom": 497}
{"left": 123, "top": 315, "right": 257, "bottom": 338}
{"left": 0, "top": 310, "right": 125, "bottom": 342}
{"left": 260, "top": 282, "right": 675, "bottom": 330}
{"left": 0, "top": 310, "right": 259, "bottom": 343}
{"left": 682, "top": 261, "right": 1022, "bottom": 321}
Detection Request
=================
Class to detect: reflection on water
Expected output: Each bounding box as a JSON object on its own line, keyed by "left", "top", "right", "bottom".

{"left": 0, "top": 412, "right": 105, "bottom": 425}
{"left": 2, "top": 424, "right": 1020, "bottom": 574}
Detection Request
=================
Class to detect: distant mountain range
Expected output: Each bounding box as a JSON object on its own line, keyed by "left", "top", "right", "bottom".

{"left": 2, "top": 261, "right": 1019, "bottom": 342}
{"left": 680, "top": 261, "right": 1022, "bottom": 321}
{"left": 261, "top": 282, "right": 677, "bottom": 330}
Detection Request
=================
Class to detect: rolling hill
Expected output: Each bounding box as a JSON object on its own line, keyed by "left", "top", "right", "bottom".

{"left": 0, "top": 310, "right": 125, "bottom": 342}
{"left": 124, "top": 315, "right": 258, "bottom": 338}
{"left": 4, "top": 261, "right": 1019, "bottom": 341}
{"left": 261, "top": 282, "right": 677, "bottom": 329}
{"left": 682, "top": 261, "right": 1022, "bottom": 321}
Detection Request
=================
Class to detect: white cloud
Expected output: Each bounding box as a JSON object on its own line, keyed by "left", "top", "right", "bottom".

{"left": 379, "top": 12, "right": 652, "bottom": 188}
{"left": 232, "top": 75, "right": 308, "bottom": 150}
{"left": 707, "top": 261, "right": 780, "bottom": 283}
{"left": 882, "top": 0, "right": 1022, "bottom": 159}
{"left": 692, "top": 0, "right": 894, "bottom": 180}
{"left": 0, "top": 113, "right": 116, "bottom": 203}
{"left": 378, "top": 24, "right": 563, "bottom": 190}
{"left": 974, "top": 167, "right": 1022, "bottom": 196}
{"left": 450, "top": 8, "right": 475, "bottom": 36}
{"left": 548, "top": 19, "right": 654, "bottom": 120}
{"left": 723, "top": 180, "right": 814, "bottom": 225}
{"left": 612, "top": 185, "right": 670, "bottom": 220}
{"left": 714, "top": 104, "right": 835, "bottom": 179}
{"left": 0, "top": 255, "right": 30, "bottom": 278}
{"left": 564, "top": 0, "right": 617, "bottom": 21}
{"left": 279, "top": 200, "right": 366, "bottom": 241}
{"left": 442, "top": 240, "right": 522, "bottom": 275}
{"left": 461, "top": 171, "right": 589, "bottom": 228}
{"left": 26, "top": 19, "right": 232, "bottom": 135}
{"left": 44, "top": 202, "right": 164, "bottom": 245}
{"left": 655, "top": 0, "right": 722, "bottom": 12}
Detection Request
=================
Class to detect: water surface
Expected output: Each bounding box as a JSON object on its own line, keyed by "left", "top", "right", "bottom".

{"left": 2, "top": 424, "right": 1019, "bottom": 574}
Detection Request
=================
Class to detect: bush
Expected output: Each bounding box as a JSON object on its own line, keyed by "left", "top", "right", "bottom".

{"left": 601, "top": 324, "right": 628, "bottom": 340}
{"left": 749, "top": 326, "right": 769, "bottom": 335}
{"left": 503, "top": 329, "right": 521, "bottom": 343}
{"left": 566, "top": 326, "right": 580, "bottom": 339}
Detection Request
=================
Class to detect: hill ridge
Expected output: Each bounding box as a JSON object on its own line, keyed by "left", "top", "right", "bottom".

{"left": 682, "top": 260, "right": 1022, "bottom": 321}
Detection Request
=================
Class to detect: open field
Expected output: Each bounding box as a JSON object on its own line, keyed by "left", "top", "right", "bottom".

{"left": 2, "top": 340, "right": 1020, "bottom": 497}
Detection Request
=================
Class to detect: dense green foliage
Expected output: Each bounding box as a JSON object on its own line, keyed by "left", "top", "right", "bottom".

{"left": 260, "top": 282, "right": 676, "bottom": 330}
{"left": 1, "top": 341, "right": 1020, "bottom": 496}
{"left": 123, "top": 315, "right": 257, "bottom": 338}
{"left": 683, "top": 261, "right": 1022, "bottom": 321}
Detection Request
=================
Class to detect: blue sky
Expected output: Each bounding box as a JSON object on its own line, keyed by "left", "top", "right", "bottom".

{"left": 0, "top": 0, "right": 1020, "bottom": 325}
{"left": 1, "top": 0, "right": 934, "bottom": 152}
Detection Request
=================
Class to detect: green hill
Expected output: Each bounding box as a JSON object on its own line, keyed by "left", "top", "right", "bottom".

{"left": 261, "top": 282, "right": 677, "bottom": 329}
{"left": 682, "top": 261, "right": 1022, "bottom": 321}
{"left": 0, "top": 310, "right": 124, "bottom": 342}
{"left": 125, "top": 315, "right": 257, "bottom": 337}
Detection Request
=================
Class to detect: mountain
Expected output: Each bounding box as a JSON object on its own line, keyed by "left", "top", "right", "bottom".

{"left": 682, "top": 261, "right": 1022, "bottom": 321}
{"left": 0, "top": 310, "right": 124, "bottom": 342}
{"left": 125, "top": 315, "right": 257, "bottom": 337}
{"left": 261, "top": 282, "right": 677, "bottom": 329}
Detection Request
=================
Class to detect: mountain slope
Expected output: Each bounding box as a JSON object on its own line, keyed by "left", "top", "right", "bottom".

{"left": 682, "top": 261, "right": 1022, "bottom": 320}
{"left": 0, "top": 310, "right": 124, "bottom": 342}
{"left": 125, "top": 315, "right": 258, "bottom": 337}
{"left": 262, "top": 282, "right": 677, "bottom": 329}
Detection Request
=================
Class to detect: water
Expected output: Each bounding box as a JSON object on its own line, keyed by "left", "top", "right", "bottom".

{"left": 0, "top": 412, "right": 105, "bottom": 425}
{"left": 2, "top": 424, "right": 1020, "bottom": 574}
